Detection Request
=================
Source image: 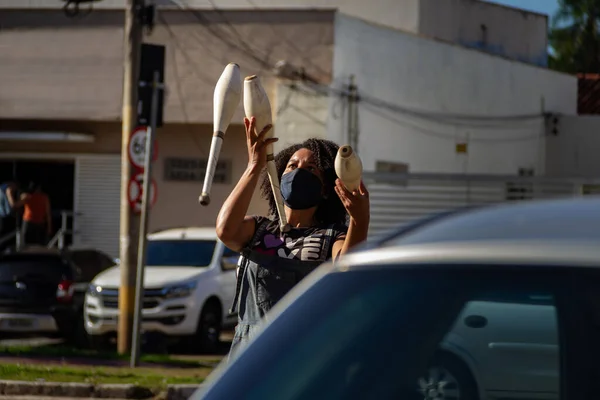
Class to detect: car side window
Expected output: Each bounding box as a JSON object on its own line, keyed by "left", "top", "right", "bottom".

{"left": 421, "top": 289, "right": 560, "bottom": 400}
{"left": 221, "top": 246, "right": 240, "bottom": 271}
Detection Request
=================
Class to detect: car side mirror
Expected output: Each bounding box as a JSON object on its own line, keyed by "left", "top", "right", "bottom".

{"left": 221, "top": 255, "right": 239, "bottom": 271}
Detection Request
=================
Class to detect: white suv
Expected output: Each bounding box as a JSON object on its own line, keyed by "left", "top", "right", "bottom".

{"left": 83, "top": 227, "right": 239, "bottom": 352}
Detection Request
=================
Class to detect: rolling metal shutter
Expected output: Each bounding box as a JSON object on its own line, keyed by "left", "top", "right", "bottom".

{"left": 364, "top": 172, "right": 585, "bottom": 240}
{"left": 73, "top": 155, "right": 121, "bottom": 258}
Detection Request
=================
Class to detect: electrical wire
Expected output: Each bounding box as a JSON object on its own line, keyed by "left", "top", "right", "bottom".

{"left": 291, "top": 81, "right": 540, "bottom": 131}
{"left": 243, "top": 0, "right": 331, "bottom": 79}
{"left": 163, "top": 27, "right": 208, "bottom": 157}
{"left": 204, "top": 0, "right": 273, "bottom": 68}
{"left": 361, "top": 102, "right": 545, "bottom": 143}
{"left": 157, "top": 12, "right": 218, "bottom": 86}
{"left": 162, "top": 2, "right": 544, "bottom": 141}
{"left": 169, "top": 0, "right": 546, "bottom": 127}
{"left": 303, "top": 80, "right": 545, "bottom": 124}
{"left": 169, "top": 0, "right": 273, "bottom": 70}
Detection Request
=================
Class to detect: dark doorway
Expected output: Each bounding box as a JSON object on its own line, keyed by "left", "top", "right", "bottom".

{"left": 0, "top": 160, "right": 75, "bottom": 249}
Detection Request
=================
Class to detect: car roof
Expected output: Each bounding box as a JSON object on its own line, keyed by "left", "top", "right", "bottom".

{"left": 2, "top": 246, "right": 63, "bottom": 256}
{"left": 374, "top": 196, "right": 600, "bottom": 246}
{"left": 148, "top": 227, "right": 218, "bottom": 240}
{"left": 334, "top": 239, "right": 600, "bottom": 272}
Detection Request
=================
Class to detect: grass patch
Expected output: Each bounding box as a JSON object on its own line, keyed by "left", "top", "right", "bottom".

{"left": 0, "top": 345, "right": 222, "bottom": 368}
{"left": 0, "top": 363, "right": 210, "bottom": 388}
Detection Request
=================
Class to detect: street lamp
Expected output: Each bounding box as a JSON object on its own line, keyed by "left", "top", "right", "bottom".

{"left": 61, "top": 0, "right": 103, "bottom": 17}
{"left": 272, "top": 60, "right": 319, "bottom": 84}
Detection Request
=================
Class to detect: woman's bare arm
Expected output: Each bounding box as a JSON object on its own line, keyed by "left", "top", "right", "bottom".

{"left": 215, "top": 117, "right": 276, "bottom": 252}
{"left": 332, "top": 180, "right": 371, "bottom": 261}
{"left": 216, "top": 164, "right": 262, "bottom": 252}
{"left": 332, "top": 217, "right": 369, "bottom": 261}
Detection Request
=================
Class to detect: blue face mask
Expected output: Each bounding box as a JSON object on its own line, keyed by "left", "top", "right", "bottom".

{"left": 280, "top": 168, "right": 323, "bottom": 210}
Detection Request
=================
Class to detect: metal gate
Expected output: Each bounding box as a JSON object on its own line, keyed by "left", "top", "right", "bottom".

{"left": 363, "top": 172, "right": 600, "bottom": 239}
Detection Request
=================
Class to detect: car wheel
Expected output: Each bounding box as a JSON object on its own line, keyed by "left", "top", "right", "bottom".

{"left": 417, "top": 353, "right": 479, "bottom": 400}
{"left": 88, "top": 334, "right": 112, "bottom": 351}
{"left": 68, "top": 313, "right": 91, "bottom": 349}
{"left": 195, "top": 301, "right": 222, "bottom": 353}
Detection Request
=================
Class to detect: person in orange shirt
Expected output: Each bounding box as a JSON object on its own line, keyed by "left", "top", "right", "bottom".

{"left": 21, "top": 182, "right": 52, "bottom": 246}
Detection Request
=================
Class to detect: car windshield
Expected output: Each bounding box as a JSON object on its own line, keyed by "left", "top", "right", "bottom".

{"left": 146, "top": 239, "right": 216, "bottom": 267}
{"left": 196, "top": 265, "right": 565, "bottom": 400}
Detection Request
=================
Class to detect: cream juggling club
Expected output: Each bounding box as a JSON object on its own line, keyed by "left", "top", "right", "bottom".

{"left": 200, "top": 63, "right": 242, "bottom": 206}
{"left": 243, "top": 75, "right": 290, "bottom": 233}
{"left": 335, "top": 145, "right": 363, "bottom": 193}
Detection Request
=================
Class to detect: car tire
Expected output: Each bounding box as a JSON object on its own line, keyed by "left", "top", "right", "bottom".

{"left": 88, "top": 334, "right": 112, "bottom": 351}
{"left": 65, "top": 313, "right": 91, "bottom": 349}
{"left": 193, "top": 301, "right": 222, "bottom": 354}
{"left": 418, "top": 352, "right": 479, "bottom": 400}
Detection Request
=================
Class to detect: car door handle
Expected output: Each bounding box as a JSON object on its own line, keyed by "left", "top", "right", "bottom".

{"left": 464, "top": 315, "right": 487, "bottom": 328}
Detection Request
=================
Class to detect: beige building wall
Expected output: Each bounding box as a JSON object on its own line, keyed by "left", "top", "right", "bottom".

{"left": 149, "top": 123, "right": 269, "bottom": 231}
{"left": 0, "top": 10, "right": 334, "bottom": 123}
{"left": 0, "top": 120, "right": 268, "bottom": 232}
{"left": 0, "top": 8, "right": 332, "bottom": 238}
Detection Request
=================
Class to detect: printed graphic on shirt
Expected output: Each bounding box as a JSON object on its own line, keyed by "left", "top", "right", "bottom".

{"left": 251, "top": 217, "right": 347, "bottom": 262}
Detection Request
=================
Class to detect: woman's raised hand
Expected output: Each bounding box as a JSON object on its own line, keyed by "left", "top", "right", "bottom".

{"left": 245, "top": 117, "right": 277, "bottom": 169}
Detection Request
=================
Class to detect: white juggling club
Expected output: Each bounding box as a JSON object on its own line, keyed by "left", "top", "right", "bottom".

{"left": 200, "top": 63, "right": 242, "bottom": 206}
{"left": 243, "top": 75, "right": 290, "bottom": 233}
{"left": 335, "top": 145, "right": 363, "bottom": 193}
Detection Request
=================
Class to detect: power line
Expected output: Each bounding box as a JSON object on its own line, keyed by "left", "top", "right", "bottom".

{"left": 291, "top": 81, "right": 540, "bottom": 131}
{"left": 307, "top": 81, "right": 545, "bottom": 124}
{"left": 162, "top": 2, "right": 543, "bottom": 139}
{"left": 204, "top": 0, "right": 273, "bottom": 68}
{"left": 243, "top": 0, "right": 331, "bottom": 79}
{"left": 361, "top": 102, "right": 545, "bottom": 143}
{"left": 162, "top": 23, "right": 208, "bottom": 157}
{"left": 169, "top": 0, "right": 273, "bottom": 70}
{"left": 158, "top": 12, "right": 218, "bottom": 87}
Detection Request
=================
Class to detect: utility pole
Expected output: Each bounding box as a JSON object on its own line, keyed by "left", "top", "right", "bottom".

{"left": 118, "top": 0, "right": 144, "bottom": 355}
{"left": 347, "top": 75, "right": 359, "bottom": 150}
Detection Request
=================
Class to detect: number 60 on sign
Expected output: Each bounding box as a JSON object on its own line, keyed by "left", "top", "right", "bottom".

{"left": 128, "top": 126, "right": 158, "bottom": 170}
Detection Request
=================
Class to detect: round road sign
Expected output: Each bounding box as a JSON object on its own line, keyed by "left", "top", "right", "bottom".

{"left": 128, "top": 173, "right": 157, "bottom": 214}
{"left": 128, "top": 126, "right": 158, "bottom": 170}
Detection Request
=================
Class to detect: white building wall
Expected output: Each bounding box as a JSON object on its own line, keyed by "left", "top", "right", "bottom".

{"left": 273, "top": 83, "right": 329, "bottom": 153}
{"left": 546, "top": 116, "right": 600, "bottom": 178}
{"left": 328, "top": 13, "right": 577, "bottom": 175}
{"left": 4, "top": 0, "right": 546, "bottom": 66}
{"left": 419, "top": 0, "right": 548, "bottom": 66}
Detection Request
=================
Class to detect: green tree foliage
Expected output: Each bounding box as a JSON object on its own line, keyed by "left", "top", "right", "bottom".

{"left": 549, "top": 0, "right": 600, "bottom": 73}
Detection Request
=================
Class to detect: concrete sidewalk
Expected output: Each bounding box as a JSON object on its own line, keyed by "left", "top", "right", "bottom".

{"left": 0, "top": 381, "right": 201, "bottom": 400}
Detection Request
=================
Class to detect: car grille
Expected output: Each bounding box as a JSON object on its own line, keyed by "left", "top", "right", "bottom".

{"left": 99, "top": 288, "right": 164, "bottom": 310}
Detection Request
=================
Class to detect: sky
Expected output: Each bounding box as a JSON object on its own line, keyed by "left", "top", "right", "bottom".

{"left": 486, "top": 0, "right": 559, "bottom": 21}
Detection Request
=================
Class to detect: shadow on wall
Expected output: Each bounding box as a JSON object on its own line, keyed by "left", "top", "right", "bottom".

{"left": 460, "top": 40, "right": 548, "bottom": 67}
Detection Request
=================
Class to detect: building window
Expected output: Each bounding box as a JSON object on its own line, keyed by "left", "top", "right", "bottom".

{"left": 375, "top": 161, "right": 409, "bottom": 173}
{"left": 505, "top": 168, "right": 534, "bottom": 201}
{"left": 163, "top": 157, "right": 232, "bottom": 184}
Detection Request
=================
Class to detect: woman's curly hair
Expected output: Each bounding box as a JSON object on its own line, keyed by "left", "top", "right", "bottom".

{"left": 259, "top": 138, "right": 348, "bottom": 226}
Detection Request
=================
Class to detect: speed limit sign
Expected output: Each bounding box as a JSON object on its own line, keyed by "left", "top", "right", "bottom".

{"left": 128, "top": 126, "right": 158, "bottom": 170}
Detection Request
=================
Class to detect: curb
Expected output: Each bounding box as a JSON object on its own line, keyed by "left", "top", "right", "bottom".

{"left": 0, "top": 381, "right": 202, "bottom": 399}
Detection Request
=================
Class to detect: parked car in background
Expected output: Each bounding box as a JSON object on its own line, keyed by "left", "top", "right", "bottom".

{"left": 0, "top": 246, "right": 116, "bottom": 346}
{"left": 193, "top": 196, "right": 600, "bottom": 400}
{"left": 84, "top": 227, "right": 239, "bottom": 353}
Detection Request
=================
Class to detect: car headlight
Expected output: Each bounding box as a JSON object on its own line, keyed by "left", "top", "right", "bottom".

{"left": 87, "top": 284, "right": 103, "bottom": 297}
{"left": 164, "top": 282, "right": 197, "bottom": 299}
